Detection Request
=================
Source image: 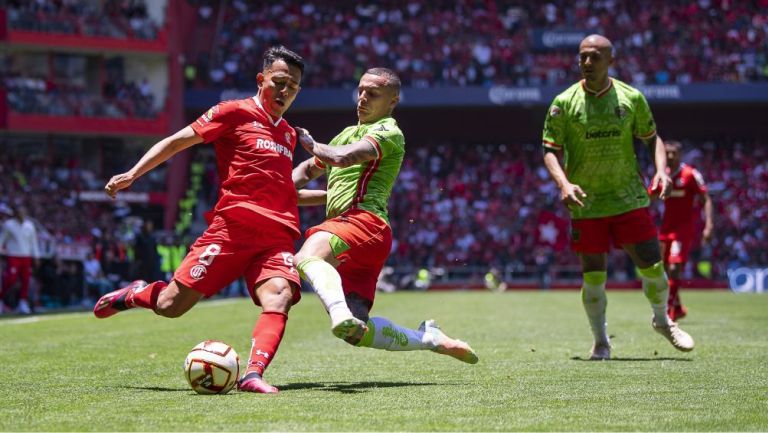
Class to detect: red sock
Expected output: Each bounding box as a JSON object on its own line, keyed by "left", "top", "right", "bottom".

{"left": 669, "top": 278, "right": 681, "bottom": 307}
{"left": 246, "top": 311, "right": 287, "bottom": 376}
{"left": 126, "top": 281, "right": 168, "bottom": 310}
{"left": 667, "top": 278, "right": 680, "bottom": 319}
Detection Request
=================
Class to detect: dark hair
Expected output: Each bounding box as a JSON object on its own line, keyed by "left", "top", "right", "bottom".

{"left": 665, "top": 140, "right": 682, "bottom": 150}
{"left": 263, "top": 45, "right": 305, "bottom": 75}
{"left": 364, "top": 67, "right": 401, "bottom": 93}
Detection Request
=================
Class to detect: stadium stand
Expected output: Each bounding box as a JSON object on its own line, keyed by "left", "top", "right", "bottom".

{"left": 186, "top": 0, "right": 768, "bottom": 89}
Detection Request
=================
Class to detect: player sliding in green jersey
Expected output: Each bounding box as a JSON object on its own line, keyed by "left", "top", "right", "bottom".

{"left": 542, "top": 35, "right": 694, "bottom": 360}
{"left": 292, "top": 68, "right": 478, "bottom": 364}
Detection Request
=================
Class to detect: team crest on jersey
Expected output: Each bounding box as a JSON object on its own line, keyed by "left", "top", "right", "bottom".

{"left": 615, "top": 106, "right": 628, "bottom": 119}
{"left": 549, "top": 106, "right": 562, "bottom": 118}
{"left": 190, "top": 264, "right": 207, "bottom": 280}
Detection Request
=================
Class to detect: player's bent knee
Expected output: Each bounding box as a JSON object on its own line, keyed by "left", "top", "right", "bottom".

{"left": 256, "top": 279, "right": 295, "bottom": 313}
{"left": 155, "top": 282, "right": 200, "bottom": 318}
{"left": 635, "top": 240, "right": 662, "bottom": 266}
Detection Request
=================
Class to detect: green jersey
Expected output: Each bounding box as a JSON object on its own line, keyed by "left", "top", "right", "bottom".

{"left": 542, "top": 78, "right": 657, "bottom": 219}
{"left": 323, "top": 116, "right": 405, "bottom": 224}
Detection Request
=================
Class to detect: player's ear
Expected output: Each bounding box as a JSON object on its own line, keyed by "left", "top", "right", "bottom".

{"left": 389, "top": 93, "right": 400, "bottom": 110}
{"left": 256, "top": 72, "right": 264, "bottom": 89}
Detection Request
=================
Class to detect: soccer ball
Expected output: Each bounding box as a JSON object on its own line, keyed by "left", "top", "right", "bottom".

{"left": 184, "top": 340, "right": 240, "bottom": 394}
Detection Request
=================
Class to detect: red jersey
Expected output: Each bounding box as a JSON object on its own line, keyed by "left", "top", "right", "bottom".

{"left": 190, "top": 97, "right": 299, "bottom": 237}
{"left": 659, "top": 163, "right": 707, "bottom": 236}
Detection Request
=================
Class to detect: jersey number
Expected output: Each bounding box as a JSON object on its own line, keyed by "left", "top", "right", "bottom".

{"left": 199, "top": 244, "right": 222, "bottom": 266}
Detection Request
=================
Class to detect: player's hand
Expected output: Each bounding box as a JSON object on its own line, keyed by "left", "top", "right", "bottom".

{"left": 295, "top": 127, "right": 316, "bottom": 154}
{"left": 651, "top": 172, "right": 672, "bottom": 200}
{"left": 560, "top": 182, "right": 586, "bottom": 208}
{"left": 104, "top": 172, "right": 136, "bottom": 199}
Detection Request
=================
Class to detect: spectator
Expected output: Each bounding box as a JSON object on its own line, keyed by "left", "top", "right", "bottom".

{"left": 83, "top": 252, "right": 113, "bottom": 301}
{"left": 0, "top": 204, "right": 41, "bottom": 314}
{"left": 133, "top": 220, "right": 161, "bottom": 282}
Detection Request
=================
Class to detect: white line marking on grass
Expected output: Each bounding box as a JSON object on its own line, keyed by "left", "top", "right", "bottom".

{"left": 0, "top": 297, "right": 247, "bottom": 325}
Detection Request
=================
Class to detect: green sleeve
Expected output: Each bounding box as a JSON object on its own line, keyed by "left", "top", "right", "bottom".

{"left": 632, "top": 92, "right": 657, "bottom": 140}
{"left": 365, "top": 125, "right": 404, "bottom": 158}
{"left": 542, "top": 98, "right": 567, "bottom": 151}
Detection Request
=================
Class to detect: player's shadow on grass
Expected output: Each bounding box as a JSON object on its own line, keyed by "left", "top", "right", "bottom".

{"left": 118, "top": 385, "right": 191, "bottom": 392}
{"left": 278, "top": 381, "right": 440, "bottom": 394}
{"left": 570, "top": 356, "right": 693, "bottom": 362}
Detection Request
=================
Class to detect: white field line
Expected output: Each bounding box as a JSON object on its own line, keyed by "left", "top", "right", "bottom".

{"left": 0, "top": 297, "right": 245, "bottom": 326}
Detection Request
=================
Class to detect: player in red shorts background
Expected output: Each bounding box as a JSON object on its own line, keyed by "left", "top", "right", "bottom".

{"left": 650, "top": 141, "right": 714, "bottom": 321}
{"left": 93, "top": 46, "right": 305, "bottom": 394}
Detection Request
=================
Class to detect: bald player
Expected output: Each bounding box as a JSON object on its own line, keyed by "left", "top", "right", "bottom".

{"left": 541, "top": 35, "right": 695, "bottom": 360}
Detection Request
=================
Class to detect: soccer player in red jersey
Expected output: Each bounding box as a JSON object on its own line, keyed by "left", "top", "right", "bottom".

{"left": 93, "top": 46, "right": 305, "bottom": 394}
{"left": 651, "top": 141, "right": 714, "bottom": 321}
{"left": 292, "top": 68, "right": 477, "bottom": 364}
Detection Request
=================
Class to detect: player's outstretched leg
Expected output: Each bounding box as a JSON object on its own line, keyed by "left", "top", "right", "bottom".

{"left": 419, "top": 319, "right": 479, "bottom": 364}
{"left": 93, "top": 280, "right": 149, "bottom": 319}
{"left": 355, "top": 316, "right": 478, "bottom": 364}
{"left": 296, "top": 257, "right": 367, "bottom": 340}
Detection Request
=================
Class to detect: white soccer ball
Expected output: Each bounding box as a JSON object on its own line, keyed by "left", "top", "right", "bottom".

{"left": 184, "top": 340, "right": 240, "bottom": 395}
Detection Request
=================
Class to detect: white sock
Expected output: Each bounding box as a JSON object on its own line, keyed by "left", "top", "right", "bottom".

{"left": 357, "top": 317, "right": 436, "bottom": 351}
{"left": 638, "top": 262, "right": 671, "bottom": 326}
{"left": 296, "top": 257, "right": 353, "bottom": 325}
{"left": 581, "top": 271, "right": 609, "bottom": 345}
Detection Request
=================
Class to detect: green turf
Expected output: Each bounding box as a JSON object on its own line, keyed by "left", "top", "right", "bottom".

{"left": 1, "top": 290, "right": 766, "bottom": 431}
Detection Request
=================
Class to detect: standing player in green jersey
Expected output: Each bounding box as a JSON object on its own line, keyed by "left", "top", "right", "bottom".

{"left": 292, "top": 68, "right": 478, "bottom": 364}
{"left": 542, "top": 35, "right": 695, "bottom": 360}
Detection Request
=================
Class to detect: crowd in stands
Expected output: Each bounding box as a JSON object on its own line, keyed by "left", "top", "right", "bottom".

{"left": 5, "top": 0, "right": 159, "bottom": 40}
{"left": 3, "top": 73, "right": 157, "bottom": 119}
{"left": 1, "top": 137, "right": 766, "bottom": 311}
{"left": 0, "top": 149, "right": 169, "bottom": 311}
{"left": 300, "top": 138, "right": 768, "bottom": 282}
{"left": 186, "top": 0, "right": 768, "bottom": 89}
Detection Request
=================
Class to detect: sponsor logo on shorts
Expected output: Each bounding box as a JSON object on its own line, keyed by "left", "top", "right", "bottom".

{"left": 190, "top": 264, "right": 207, "bottom": 280}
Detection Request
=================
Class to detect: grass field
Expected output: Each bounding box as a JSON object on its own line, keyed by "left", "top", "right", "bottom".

{"left": 1, "top": 290, "right": 766, "bottom": 431}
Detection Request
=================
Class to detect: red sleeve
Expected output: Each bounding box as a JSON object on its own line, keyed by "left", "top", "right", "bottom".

{"left": 190, "top": 100, "right": 239, "bottom": 143}
{"left": 690, "top": 168, "right": 708, "bottom": 194}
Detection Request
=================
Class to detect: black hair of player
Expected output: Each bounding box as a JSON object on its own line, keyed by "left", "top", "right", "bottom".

{"left": 263, "top": 46, "right": 305, "bottom": 76}
{"left": 364, "top": 67, "right": 401, "bottom": 94}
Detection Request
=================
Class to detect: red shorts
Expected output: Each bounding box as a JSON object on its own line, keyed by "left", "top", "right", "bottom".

{"left": 570, "top": 207, "right": 658, "bottom": 254}
{"left": 174, "top": 213, "right": 301, "bottom": 305}
{"left": 659, "top": 232, "right": 693, "bottom": 264}
{"left": 305, "top": 208, "right": 392, "bottom": 306}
